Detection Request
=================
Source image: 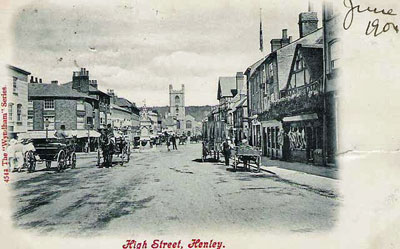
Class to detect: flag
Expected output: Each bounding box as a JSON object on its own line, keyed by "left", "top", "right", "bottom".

{"left": 259, "top": 8, "right": 263, "bottom": 52}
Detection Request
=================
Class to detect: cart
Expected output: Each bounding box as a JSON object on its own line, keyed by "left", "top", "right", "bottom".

{"left": 97, "top": 136, "right": 130, "bottom": 167}
{"left": 25, "top": 138, "right": 77, "bottom": 172}
{"left": 232, "top": 146, "right": 262, "bottom": 172}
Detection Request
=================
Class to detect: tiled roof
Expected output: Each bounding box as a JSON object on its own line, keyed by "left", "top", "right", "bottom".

{"left": 28, "top": 83, "right": 95, "bottom": 99}
{"left": 217, "top": 76, "right": 236, "bottom": 99}
{"left": 115, "top": 97, "right": 134, "bottom": 108}
{"left": 62, "top": 81, "right": 110, "bottom": 96}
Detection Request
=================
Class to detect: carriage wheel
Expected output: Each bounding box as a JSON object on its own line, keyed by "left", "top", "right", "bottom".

{"left": 71, "top": 152, "right": 77, "bottom": 169}
{"left": 57, "top": 151, "right": 66, "bottom": 172}
{"left": 45, "top": 160, "right": 51, "bottom": 169}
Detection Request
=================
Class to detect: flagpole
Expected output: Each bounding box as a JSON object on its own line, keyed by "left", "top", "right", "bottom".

{"left": 259, "top": 7, "right": 263, "bottom": 53}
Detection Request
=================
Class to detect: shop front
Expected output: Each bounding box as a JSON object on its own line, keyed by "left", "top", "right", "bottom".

{"left": 261, "top": 120, "right": 282, "bottom": 159}
{"left": 282, "top": 113, "right": 323, "bottom": 165}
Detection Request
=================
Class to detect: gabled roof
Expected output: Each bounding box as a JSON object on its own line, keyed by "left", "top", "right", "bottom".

{"left": 28, "top": 83, "right": 96, "bottom": 100}
{"left": 285, "top": 44, "right": 323, "bottom": 91}
{"left": 275, "top": 28, "right": 323, "bottom": 91}
{"left": 217, "top": 76, "right": 236, "bottom": 100}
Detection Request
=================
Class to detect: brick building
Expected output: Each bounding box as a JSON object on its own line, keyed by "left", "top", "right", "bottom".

{"left": 62, "top": 68, "right": 111, "bottom": 130}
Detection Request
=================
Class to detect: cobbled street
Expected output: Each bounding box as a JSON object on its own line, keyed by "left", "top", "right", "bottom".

{"left": 10, "top": 143, "right": 340, "bottom": 236}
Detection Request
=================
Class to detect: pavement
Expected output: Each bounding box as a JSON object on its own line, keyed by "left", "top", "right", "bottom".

{"left": 9, "top": 143, "right": 340, "bottom": 236}
{"left": 260, "top": 156, "right": 339, "bottom": 180}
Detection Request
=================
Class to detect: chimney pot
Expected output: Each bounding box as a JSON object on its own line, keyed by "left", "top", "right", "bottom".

{"left": 51, "top": 80, "right": 58, "bottom": 85}
{"left": 39, "top": 78, "right": 42, "bottom": 83}
{"left": 30, "top": 76, "right": 34, "bottom": 83}
{"left": 282, "top": 29, "right": 288, "bottom": 39}
{"left": 35, "top": 77, "right": 38, "bottom": 83}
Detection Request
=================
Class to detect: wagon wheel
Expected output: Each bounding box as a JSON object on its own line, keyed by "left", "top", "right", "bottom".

{"left": 71, "top": 152, "right": 77, "bottom": 169}
{"left": 27, "top": 151, "right": 36, "bottom": 173}
{"left": 57, "top": 150, "right": 66, "bottom": 172}
{"left": 45, "top": 160, "right": 51, "bottom": 169}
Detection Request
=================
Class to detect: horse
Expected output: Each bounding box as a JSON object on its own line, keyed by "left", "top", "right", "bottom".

{"left": 99, "top": 134, "right": 114, "bottom": 168}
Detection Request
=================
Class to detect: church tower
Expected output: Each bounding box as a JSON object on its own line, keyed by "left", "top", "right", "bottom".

{"left": 169, "top": 84, "right": 185, "bottom": 131}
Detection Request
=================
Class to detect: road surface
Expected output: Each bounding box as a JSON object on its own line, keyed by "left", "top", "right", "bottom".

{"left": 10, "top": 143, "right": 340, "bottom": 236}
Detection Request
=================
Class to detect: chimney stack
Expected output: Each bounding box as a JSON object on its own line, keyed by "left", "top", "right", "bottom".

{"left": 30, "top": 76, "right": 34, "bottom": 83}
{"left": 298, "top": 11, "right": 318, "bottom": 38}
{"left": 35, "top": 77, "right": 38, "bottom": 83}
{"left": 39, "top": 78, "right": 42, "bottom": 83}
{"left": 51, "top": 80, "right": 58, "bottom": 85}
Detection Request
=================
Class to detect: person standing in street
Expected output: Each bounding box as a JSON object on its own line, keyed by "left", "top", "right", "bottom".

{"left": 172, "top": 134, "right": 178, "bottom": 150}
{"left": 166, "top": 135, "right": 171, "bottom": 151}
{"left": 222, "top": 139, "right": 231, "bottom": 166}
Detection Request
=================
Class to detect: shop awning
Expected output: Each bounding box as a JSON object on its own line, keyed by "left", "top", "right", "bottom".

{"left": 282, "top": 113, "right": 318, "bottom": 122}
{"left": 19, "top": 130, "right": 101, "bottom": 139}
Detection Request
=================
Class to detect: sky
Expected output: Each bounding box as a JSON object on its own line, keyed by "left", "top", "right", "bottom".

{"left": 10, "top": 0, "right": 322, "bottom": 107}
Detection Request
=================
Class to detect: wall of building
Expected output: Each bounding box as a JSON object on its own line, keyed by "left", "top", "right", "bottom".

{"left": 7, "top": 76, "right": 28, "bottom": 134}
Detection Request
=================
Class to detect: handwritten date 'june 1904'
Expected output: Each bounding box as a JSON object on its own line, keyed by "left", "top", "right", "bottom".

{"left": 343, "top": 0, "right": 399, "bottom": 37}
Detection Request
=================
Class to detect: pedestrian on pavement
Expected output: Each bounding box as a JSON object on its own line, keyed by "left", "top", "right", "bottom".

{"left": 172, "top": 134, "right": 178, "bottom": 150}
{"left": 222, "top": 139, "right": 231, "bottom": 166}
{"left": 166, "top": 137, "right": 171, "bottom": 151}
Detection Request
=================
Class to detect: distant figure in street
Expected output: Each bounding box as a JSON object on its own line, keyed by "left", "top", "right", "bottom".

{"left": 171, "top": 135, "right": 177, "bottom": 150}
{"left": 222, "top": 139, "right": 231, "bottom": 166}
{"left": 166, "top": 135, "right": 171, "bottom": 151}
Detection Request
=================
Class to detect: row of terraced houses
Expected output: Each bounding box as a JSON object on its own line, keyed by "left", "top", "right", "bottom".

{"left": 7, "top": 66, "right": 140, "bottom": 152}
{"left": 203, "top": 3, "right": 340, "bottom": 166}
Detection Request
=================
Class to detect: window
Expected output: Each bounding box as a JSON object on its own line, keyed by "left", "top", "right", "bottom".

{"left": 27, "top": 101, "right": 33, "bottom": 130}
{"left": 44, "top": 99, "right": 55, "bottom": 110}
{"left": 17, "top": 104, "right": 22, "bottom": 122}
{"left": 100, "top": 112, "right": 106, "bottom": 125}
{"left": 295, "top": 54, "right": 303, "bottom": 71}
{"left": 77, "top": 101, "right": 85, "bottom": 111}
{"left": 8, "top": 103, "right": 13, "bottom": 121}
{"left": 175, "top": 96, "right": 180, "bottom": 105}
{"left": 186, "top": 120, "right": 192, "bottom": 129}
{"left": 77, "top": 116, "right": 85, "bottom": 129}
{"left": 329, "top": 40, "right": 341, "bottom": 71}
{"left": 44, "top": 116, "right": 55, "bottom": 130}
{"left": 12, "top": 77, "right": 18, "bottom": 94}
{"left": 27, "top": 117, "right": 33, "bottom": 130}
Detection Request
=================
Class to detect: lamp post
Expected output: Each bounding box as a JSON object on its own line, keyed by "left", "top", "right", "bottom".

{"left": 44, "top": 118, "right": 50, "bottom": 141}
{"left": 87, "top": 123, "right": 93, "bottom": 153}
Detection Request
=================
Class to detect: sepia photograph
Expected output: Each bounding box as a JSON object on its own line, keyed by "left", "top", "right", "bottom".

{"left": 1, "top": 0, "right": 400, "bottom": 248}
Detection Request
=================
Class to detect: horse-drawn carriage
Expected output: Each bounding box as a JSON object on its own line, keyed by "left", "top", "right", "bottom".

{"left": 97, "top": 134, "right": 130, "bottom": 167}
{"left": 231, "top": 146, "right": 262, "bottom": 172}
{"left": 19, "top": 133, "right": 77, "bottom": 173}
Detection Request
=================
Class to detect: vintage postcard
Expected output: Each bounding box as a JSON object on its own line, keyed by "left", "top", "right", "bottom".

{"left": 0, "top": 0, "right": 399, "bottom": 248}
